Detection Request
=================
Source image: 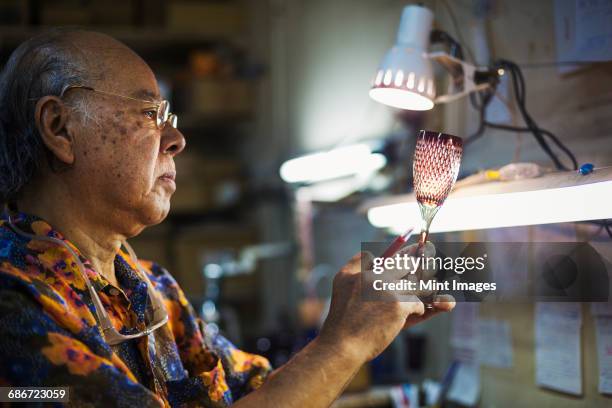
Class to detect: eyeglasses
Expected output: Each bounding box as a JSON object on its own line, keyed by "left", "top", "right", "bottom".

{"left": 60, "top": 84, "right": 178, "bottom": 130}
{"left": 5, "top": 209, "right": 169, "bottom": 345}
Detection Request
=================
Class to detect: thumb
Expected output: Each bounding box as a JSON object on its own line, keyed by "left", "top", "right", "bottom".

{"left": 362, "top": 251, "right": 374, "bottom": 266}
{"left": 342, "top": 252, "right": 371, "bottom": 275}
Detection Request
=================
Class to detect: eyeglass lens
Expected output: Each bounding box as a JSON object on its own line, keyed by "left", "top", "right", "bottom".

{"left": 157, "top": 100, "right": 170, "bottom": 129}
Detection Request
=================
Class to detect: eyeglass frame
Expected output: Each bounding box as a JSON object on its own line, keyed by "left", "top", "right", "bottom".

{"left": 59, "top": 84, "right": 178, "bottom": 130}
{"left": 5, "top": 208, "right": 169, "bottom": 346}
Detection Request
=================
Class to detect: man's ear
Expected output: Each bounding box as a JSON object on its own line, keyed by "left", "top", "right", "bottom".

{"left": 35, "top": 96, "right": 75, "bottom": 165}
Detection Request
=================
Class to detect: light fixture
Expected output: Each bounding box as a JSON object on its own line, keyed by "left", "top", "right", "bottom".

{"left": 279, "top": 143, "right": 386, "bottom": 184}
{"left": 369, "top": 4, "right": 495, "bottom": 111}
{"left": 361, "top": 167, "right": 612, "bottom": 234}
{"left": 369, "top": 5, "right": 435, "bottom": 110}
{"left": 295, "top": 177, "right": 373, "bottom": 202}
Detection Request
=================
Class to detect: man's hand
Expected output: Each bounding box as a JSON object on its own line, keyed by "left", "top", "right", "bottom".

{"left": 319, "top": 247, "right": 455, "bottom": 363}
{"left": 370, "top": 242, "right": 456, "bottom": 328}
{"left": 235, "top": 245, "right": 454, "bottom": 408}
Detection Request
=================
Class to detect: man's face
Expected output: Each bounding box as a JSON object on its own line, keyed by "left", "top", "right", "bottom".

{"left": 64, "top": 40, "right": 185, "bottom": 235}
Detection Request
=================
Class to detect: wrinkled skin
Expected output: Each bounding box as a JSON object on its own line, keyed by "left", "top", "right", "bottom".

{"left": 19, "top": 31, "right": 185, "bottom": 285}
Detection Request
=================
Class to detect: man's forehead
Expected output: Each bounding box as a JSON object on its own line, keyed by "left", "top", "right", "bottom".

{"left": 73, "top": 33, "right": 160, "bottom": 101}
{"left": 130, "top": 88, "right": 161, "bottom": 102}
{"left": 96, "top": 60, "right": 160, "bottom": 102}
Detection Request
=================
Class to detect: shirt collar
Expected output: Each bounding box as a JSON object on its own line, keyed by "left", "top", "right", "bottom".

{"left": 1, "top": 210, "right": 150, "bottom": 327}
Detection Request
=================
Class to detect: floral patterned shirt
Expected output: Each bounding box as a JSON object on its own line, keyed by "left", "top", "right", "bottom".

{"left": 0, "top": 212, "right": 271, "bottom": 407}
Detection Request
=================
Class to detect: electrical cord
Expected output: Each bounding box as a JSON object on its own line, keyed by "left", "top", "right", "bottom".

{"left": 466, "top": 88, "right": 494, "bottom": 143}
{"left": 484, "top": 121, "right": 578, "bottom": 170}
{"left": 589, "top": 219, "right": 612, "bottom": 239}
{"left": 499, "top": 59, "right": 578, "bottom": 170}
{"left": 465, "top": 60, "right": 578, "bottom": 171}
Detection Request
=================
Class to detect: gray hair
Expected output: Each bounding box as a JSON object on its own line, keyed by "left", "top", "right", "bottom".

{"left": 0, "top": 28, "right": 91, "bottom": 204}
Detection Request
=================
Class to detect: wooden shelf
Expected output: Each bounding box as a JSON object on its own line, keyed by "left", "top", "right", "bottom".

{"left": 0, "top": 26, "right": 245, "bottom": 62}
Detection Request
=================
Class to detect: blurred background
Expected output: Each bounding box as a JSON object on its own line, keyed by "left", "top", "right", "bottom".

{"left": 1, "top": 0, "right": 611, "bottom": 406}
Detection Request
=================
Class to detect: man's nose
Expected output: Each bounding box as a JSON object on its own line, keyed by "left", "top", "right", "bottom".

{"left": 161, "top": 126, "right": 186, "bottom": 156}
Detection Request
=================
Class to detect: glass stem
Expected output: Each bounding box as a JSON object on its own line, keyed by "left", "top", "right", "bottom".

{"left": 418, "top": 203, "right": 441, "bottom": 309}
{"left": 418, "top": 203, "right": 440, "bottom": 248}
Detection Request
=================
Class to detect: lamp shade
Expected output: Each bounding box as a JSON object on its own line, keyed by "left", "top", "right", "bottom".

{"left": 369, "top": 5, "right": 435, "bottom": 111}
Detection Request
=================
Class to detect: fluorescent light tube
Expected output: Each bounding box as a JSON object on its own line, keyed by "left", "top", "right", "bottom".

{"left": 363, "top": 167, "right": 612, "bottom": 234}
{"left": 280, "top": 144, "right": 386, "bottom": 184}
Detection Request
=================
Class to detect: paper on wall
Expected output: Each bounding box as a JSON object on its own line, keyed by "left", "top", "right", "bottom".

{"left": 451, "top": 304, "right": 514, "bottom": 368}
{"left": 447, "top": 362, "right": 480, "bottom": 407}
{"left": 450, "top": 303, "right": 480, "bottom": 363}
{"left": 478, "top": 318, "right": 514, "bottom": 368}
{"left": 594, "top": 316, "right": 612, "bottom": 395}
{"left": 535, "top": 302, "right": 582, "bottom": 396}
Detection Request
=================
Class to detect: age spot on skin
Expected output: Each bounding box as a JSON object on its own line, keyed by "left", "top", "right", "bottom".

{"left": 118, "top": 126, "right": 128, "bottom": 136}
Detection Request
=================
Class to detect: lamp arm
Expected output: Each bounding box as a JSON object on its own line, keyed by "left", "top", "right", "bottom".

{"left": 426, "top": 51, "right": 499, "bottom": 104}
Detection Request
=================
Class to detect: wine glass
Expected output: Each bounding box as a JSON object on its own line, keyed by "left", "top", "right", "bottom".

{"left": 413, "top": 130, "right": 463, "bottom": 246}
{"left": 412, "top": 130, "right": 463, "bottom": 306}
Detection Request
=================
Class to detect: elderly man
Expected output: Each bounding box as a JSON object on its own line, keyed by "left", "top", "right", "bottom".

{"left": 0, "top": 29, "right": 453, "bottom": 407}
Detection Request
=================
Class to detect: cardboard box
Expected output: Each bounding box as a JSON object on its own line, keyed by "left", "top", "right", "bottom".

{"left": 166, "top": 1, "right": 245, "bottom": 36}
{"left": 186, "top": 78, "right": 254, "bottom": 116}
